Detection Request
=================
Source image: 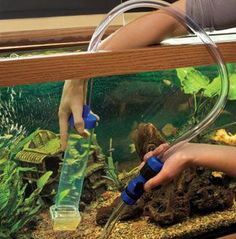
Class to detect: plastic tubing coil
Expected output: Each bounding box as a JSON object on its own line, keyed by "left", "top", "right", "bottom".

{"left": 87, "top": 0, "right": 229, "bottom": 151}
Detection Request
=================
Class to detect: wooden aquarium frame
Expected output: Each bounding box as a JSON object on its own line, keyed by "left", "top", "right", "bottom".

{"left": 0, "top": 26, "right": 120, "bottom": 50}
{"left": 1, "top": 13, "right": 235, "bottom": 87}
{"left": 0, "top": 40, "right": 236, "bottom": 87}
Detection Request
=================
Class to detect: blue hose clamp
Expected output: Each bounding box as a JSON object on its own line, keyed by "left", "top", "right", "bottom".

{"left": 121, "top": 156, "right": 163, "bottom": 205}
{"left": 69, "top": 104, "right": 97, "bottom": 129}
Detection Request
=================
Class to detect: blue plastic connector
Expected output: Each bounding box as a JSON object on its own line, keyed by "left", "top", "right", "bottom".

{"left": 121, "top": 156, "right": 163, "bottom": 205}
{"left": 69, "top": 105, "right": 97, "bottom": 129}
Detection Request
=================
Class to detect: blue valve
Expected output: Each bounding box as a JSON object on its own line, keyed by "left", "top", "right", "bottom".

{"left": 121, "top": 156, "right": 163, "bottom": 205}
{"left": 69, "top": 105, "right": 97, "bottom": 129}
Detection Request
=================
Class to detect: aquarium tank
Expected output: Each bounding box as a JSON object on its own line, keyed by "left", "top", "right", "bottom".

{"left": 0, "top": 53, "right": 236, "bottom": 238}
{"left": 0, "top": 0, "right": 236, "bottom": 236}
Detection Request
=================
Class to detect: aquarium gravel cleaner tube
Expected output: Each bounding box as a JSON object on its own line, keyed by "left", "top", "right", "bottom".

{"left": 50, "top": 105, "right": 97, "bottom": 231}
{"left": 86, "top": 0, "right": 229, "bottom": 238}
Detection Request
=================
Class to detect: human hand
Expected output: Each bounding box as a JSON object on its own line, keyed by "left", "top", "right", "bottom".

{"left": 58, "top": 79, "right": 99, "bottom": 150}
{"left": 143, "top": 143, "right": 196, "bottom": 191}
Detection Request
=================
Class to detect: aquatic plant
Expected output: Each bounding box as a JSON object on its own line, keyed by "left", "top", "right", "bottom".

{"left": 177, "top": 67, "right": 210, "bottom": 95}
{"left": 177, "top": 65, "right": 236, "bottom": 100}
{"left": 176, "top": 65, "right": 236, "bottom": 128}
{"left": 0, "top": 87, "right": 26, "bottom": 136}
{"left": 104, "top": 138, "right": 124, "bottom": 191}
{"left": 0, "top": 132, "right": 26, "bottom": 165}
{"left": 0, "top": 83, "right": 63, "bottom": 136}
{"left": 204, "top": 73, "right": 236, "bottom": 100}
{"left": 0, "top": 160, "right": 52, "bottom": 238}
{"left": 0, "top": 132, "right": 53, "bottom": 238}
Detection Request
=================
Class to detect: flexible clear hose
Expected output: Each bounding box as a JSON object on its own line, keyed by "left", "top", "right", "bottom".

{"left": 88, "top": 1, "right": 229, "bottom": 238}
{"left": 88, "top": 0, "right": 229, "bottom": 150}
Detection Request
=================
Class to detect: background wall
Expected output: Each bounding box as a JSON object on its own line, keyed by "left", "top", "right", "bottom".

{"left": 0, "top": 0, "right": 177, "bottom": 19}
{"left": 0, "top": 0, "right": 122, "bottom": 19}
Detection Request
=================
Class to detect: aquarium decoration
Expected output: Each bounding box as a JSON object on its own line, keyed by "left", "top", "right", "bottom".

{"left": 13, "top": 129, "right": 63, "bottom": 201}
{"left": 14, "top": 129, "right": 61, "bottom": 165}
{"left": 212, "top": 128, "right": 236, "bottom": 146}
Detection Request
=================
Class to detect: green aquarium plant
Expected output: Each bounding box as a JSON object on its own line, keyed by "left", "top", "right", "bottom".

{"left": 176, "top": 65, "right": 236, "bottom": 125}
{"left": 177, "top": 64, "right": 236, "bottom": 101}
{"left": 0, "top": 160, "right": 52, "bottom": 238}
{"left": 175, "top": 65, "right": 236, "bottom": 142}
{"left": 103, "top": 138, "right": 124, "bottom": 191}
{"left": 204, "top": 73, "right": 236, "bottom": 100}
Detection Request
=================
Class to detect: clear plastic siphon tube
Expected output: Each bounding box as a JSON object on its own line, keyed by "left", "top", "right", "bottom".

{"left": 88, "top": 0, "right": 229, "bottom": 157}
{"left": 87, "top": 1, "right": 229, "bottom": 238}
{"left": 50, "top": 105, "right": 97, "bottom": 231}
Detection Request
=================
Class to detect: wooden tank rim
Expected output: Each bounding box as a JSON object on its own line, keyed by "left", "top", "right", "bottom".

{"left": 0, "top": 26, "right": 120, "bottom": 51}
{"left": 0, "top": 41, "right": 236, "bottom": 86}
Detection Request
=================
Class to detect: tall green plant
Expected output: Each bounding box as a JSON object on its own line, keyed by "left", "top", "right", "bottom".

{"left": 103, "top": 138, "right": 124, "bottom": 191}
{"left": 0, "top": 160, "right": 52, "bottom": 238}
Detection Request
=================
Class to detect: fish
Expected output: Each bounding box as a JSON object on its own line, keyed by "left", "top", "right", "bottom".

{"left": 163, "top": 79, "right": 172, "bottom": 86}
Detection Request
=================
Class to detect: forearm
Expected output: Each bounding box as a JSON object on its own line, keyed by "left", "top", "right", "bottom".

{"left": 191, "top": 143, "right": 236, "bottom": 176}
{"left": 99, "top": 0, "right": 187, "bottom": 51}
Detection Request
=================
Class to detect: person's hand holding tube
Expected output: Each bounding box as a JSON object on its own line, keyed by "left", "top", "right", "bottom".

{"left": 143, "top": 143, "right": 236, "bottom": 192}
{"left": 58, "top": 79, "right": 100, "bottom": 150}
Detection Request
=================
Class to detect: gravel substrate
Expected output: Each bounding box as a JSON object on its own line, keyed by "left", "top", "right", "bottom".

{"left": 31, "top": 192, "right": 236, "bottom": 239}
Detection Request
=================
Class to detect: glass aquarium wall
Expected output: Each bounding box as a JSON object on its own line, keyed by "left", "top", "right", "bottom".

{"left": 0, "top": 63, "right": 236, "bottom": 239}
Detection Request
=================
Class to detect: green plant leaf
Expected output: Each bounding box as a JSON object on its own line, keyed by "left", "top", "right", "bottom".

{"left": 204, "top": 76, "right": 221, "bottom": 97}
{"left": 57, "top": 189, "right": 70, "bottom": 203}
{"left": 0, "top": 158, "right": 48, "bottom": 237}
{"left": 229, "top": 74, "right": 236, "bottom": 100}
{"left": 204, "top": 73, "right": 236, "bottom": 100}
{"left": 227, "top": 63, "right": 236, "bottom": 74}
{"left": 37, "top": 171, "right": 52, "bottom": 189}
{"left": 18, "top": 166, "right": 37, "bottom": 172}
{"left": 0, "top": 159, "right": 7, "bottom": 165}
{"left": 176, "top": 67, "right": 209, "bottom": 94}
